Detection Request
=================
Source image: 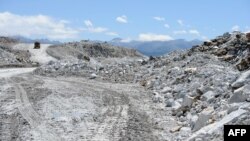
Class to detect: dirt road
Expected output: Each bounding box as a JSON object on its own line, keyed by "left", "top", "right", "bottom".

{"left": 0, "top": 44, "right": 176, "bottom": 140}
{"left": 1, "top": 69, "right": 177, "bottom": 140}
{"left": 13, "top": 43, "right": 56, "bottom": 64}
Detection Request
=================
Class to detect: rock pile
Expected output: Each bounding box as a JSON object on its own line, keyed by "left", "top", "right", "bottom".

{"left": 34, "top": 32, "right": 250, "bottom": 140}
{"left": 0, "top": 37, "right": 35, "bottom": 67}
{"left": 190, "top": 32, "right": 250, "bottom": 71}
{"left": 46, "top": 40, "right": 143, "bottom": 60}
{"left": 34, "top": 60, "right": 93, "bottom": 77}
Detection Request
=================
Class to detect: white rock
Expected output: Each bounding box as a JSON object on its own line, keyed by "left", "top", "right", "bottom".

{"left": 187, "top": 109, "right": 247, "bottom": 141}
{"left": 170, "top": 126, "right": 182, "bottom": 133}
{"left": 89, "top": 73, "right": 97, "bottom": 79}
{"left": 229, "top": 86, "right": 247, "bottom": 103}
{"left": 152, "top": 92, "right": 163, "bottom": 103}
{"left": 201, "top": 91, "right": 216, "bottom": 102}
{"left": 231, "top": 70, "right": 250, "bottom": 88}
{"left": 161, "top": 86, "right": 172, "bottom": 93}
{"left": 190, "top": 114, "right": 199, "bottom": 128}
{"left": 172, "top": 101, "right": 181, "bottom": 111}
{"left": 184, "top": 67, "right": 197, "bottom": 73}
{"left": 181, "top": 95, "right": 194, "bottom": 108}
{"left": 180, "top": 127, "right": 192, "bottom": 132}
{"left": 192, "top": 107, "right": 214, "bottom": 131}
{"left": 166, "top": 98, "right": 174, "bottom": 107}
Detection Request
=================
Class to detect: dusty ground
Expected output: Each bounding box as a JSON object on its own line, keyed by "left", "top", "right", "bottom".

{"left": 0, "top": 68, "right": 177, "bottom": 141}
{"left": 13, "top": 43, "right": 56, "bottom": 65}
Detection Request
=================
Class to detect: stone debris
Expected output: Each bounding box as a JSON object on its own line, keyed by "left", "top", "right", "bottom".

{"left": 0, "top": 37, "right": 36, "bottom": 67}
{"left": 170, "top": 126, "right": 182, "bottom": 133}
{"left": 1, "top": 32, "right": 250, "bottom": 140}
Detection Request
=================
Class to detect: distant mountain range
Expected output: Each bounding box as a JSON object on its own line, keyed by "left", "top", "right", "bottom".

{"left": 10, "top": 35, "right": 61, "bottom": 44}
{"left": 8, "top": 35, "right": 202, "bottom": 56}
{"left": 109, "top": 38, "right": 202, "bottom": 56}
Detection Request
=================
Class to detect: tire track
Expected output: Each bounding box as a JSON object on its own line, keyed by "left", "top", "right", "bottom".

{"left": 8, "top": 78, "right": 62, "bottom": 141}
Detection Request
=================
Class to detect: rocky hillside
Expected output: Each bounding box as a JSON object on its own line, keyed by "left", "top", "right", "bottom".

{"left": 190, "top": 32, "right": 250, "bottom": 71}
{"left": 0, "top": 37, "right": 35, "bottom": 68}
{"left": 46, "top": 40, "right": 143, "bottom": 60}
{"left": 35, "top": 32, "right": 250, "bottom": 140}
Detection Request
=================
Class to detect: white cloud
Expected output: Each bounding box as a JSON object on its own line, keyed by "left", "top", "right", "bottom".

{"left": 245, "top": 26, "right": 250, "bottom": 33}
{"left": 106, "top": 32, "right": 119, "bottom": 36}
{"left": 153, "top": 16, "right": 165, "bottom": 21}
{"left": 232, "top": 25, "right": 240, "bottom": 31}
{"left": 138, "top": 33, "right": 173, "bottom": 42}
{"left": 84, "top": 20, "right": 93, "bottom": 27}
{"left": 82, "top": 20, "right": 108, "bottom": 33}
{"left": 121, "top": 38, "right": 132, "bottom": 43}
{"left": 189, "top": 29, "right": 200, "bottom": 36}
{"left": 201, "top": 36, "right": 209, "bottom": 41}
{"left": 116, "top": 15, "right": 128, "bottom": 23}
{"left": 164, "top": 24, "right": 170, "bottom": 28}
{"left": 173, "top": 30, "right": 187, "bottom": 35}
{"left": 177, "top": 20, "right": 184, "bottom": 26}
{"left": 0, "top": 12, "right": 79, "bottom": 40}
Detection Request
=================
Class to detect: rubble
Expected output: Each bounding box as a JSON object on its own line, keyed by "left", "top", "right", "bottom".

{"left": 192, "top": 107, "right": 214, "bottom": 132}
{"left": 2, "top": 32, "right": 250, "bottom": 140}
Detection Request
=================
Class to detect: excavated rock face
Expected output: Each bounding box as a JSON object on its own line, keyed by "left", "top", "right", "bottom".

{"left": 246, "top": 32, "right": 250, "bottom": 41}
{"left": 0, "top": 36, "right": 18, "bottom": 46}
{"left": 46, "top": 41, "right": 143, "bottom": 60}
{"left": 190, "top": 32, "right": 250, "bottom": 71}
{"left": 0, "top": 37, "right": 35, "bottom": 67}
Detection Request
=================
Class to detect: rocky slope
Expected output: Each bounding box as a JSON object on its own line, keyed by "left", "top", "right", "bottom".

{"left": 34, "top": 31, "right": 250, "bottom": 140}
{"left": 1, "top": 32, "right": 250, "bottom": 141}
{"left": 46, "top": 40, "right": 143, "bottom": 60}
{"left": 0, "top": 37, "right": 36, "bottom": 68}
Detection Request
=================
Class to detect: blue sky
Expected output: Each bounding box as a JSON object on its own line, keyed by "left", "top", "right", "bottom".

{"left": 0, "top": 0, "right": 249, "bottom": 41}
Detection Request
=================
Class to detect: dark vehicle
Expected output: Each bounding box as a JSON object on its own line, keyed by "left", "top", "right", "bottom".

{"left": 34, "top": 42, "right": 40, "bottom": 49}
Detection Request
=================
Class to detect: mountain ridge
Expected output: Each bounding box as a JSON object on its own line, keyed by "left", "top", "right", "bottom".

{"left": 109, "top": 38, "right": 202, "bottom": 56}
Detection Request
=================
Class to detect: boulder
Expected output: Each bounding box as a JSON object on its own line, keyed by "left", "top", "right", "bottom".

{"left": 180, "top": 127, "right": 192, "bottom": 133}
{"left": 166, "top": 98, "right": 174, "bottom": 107}
{"left": 214, "top": 48, "right": 227, "bottom": 56}
{"left": 229, "top": 86, "right": 249, "bottom": 103}
{"left": 231, "top": 70, "right": 250, "bottom": 89}
{"left": 218, "top": 55, "right": 234, "bottom": 61}
{"left": 236, "top": 58, "right": 250, "bottom": 71}
{"left": 161, "top": 86, "right": 172, "bottom": 93}
{"left": 181, "top": 95, "right": 194, "bottom": 109}
{"left": 172, "top": 101, "right": 181, "bottom": 111}
{"left": 89, "top": 73, "right": 97, "bottom": 79}
{"left": 200, "top": 91, "right": 216, "bottom": 102}
{"left": 192, "top": 107, "right": 214, "bottom": 132}
{"left": 152, "top": 92, "right": 163, "bottom": 103}
{"left": 184, "top": 67, "right": 197, "bottom": 74}
{"left": 170, "top": 126, "right": 182, "bottom": 133}
{"left": 246, "top": 32, "right": 250, "bottom": 41}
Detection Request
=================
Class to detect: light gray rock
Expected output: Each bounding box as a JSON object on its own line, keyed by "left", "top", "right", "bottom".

{"left": 190, "top": 114, "right": 199, "bottom": 129}
{"left": 231, "top": 70, "right": 250, "bottom": 89}
{"left": 166, "top": 98, "right": 174, "bottom": 107}
{"left": 161, "top": 86, "right": 172, "bottom": 93}
{"left": 229, "top": 86, "right": 247, "bottom": 103}
{"left": 227, "top": 105, "right": 239, "bottom": 114}
{"left": 201, "top": 91, "right": 216, "bottom": 102}
{"left": 180, "top": 127, "right": 192, "bottom": 132}
{"left": 152, "top": 92, "right": 163, "bottom": 103}
{"left": 170, "top": 126, "right": 182, "bottom": 133}
{"left": 172, "top": 101, "right": 181, "bottom": 111}
{"left": 89, "top": 73, "right": 97, "bottom": 79}
{"left": 182, "top": 95, "right": 194, "bottom": 108}
{"left": 192, "top": 107, "right": 214, "bottom": 132}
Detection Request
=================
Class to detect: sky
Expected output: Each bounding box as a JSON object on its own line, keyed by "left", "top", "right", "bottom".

{"left": 0, "top": 0, "right": 249, "bottom": 42}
